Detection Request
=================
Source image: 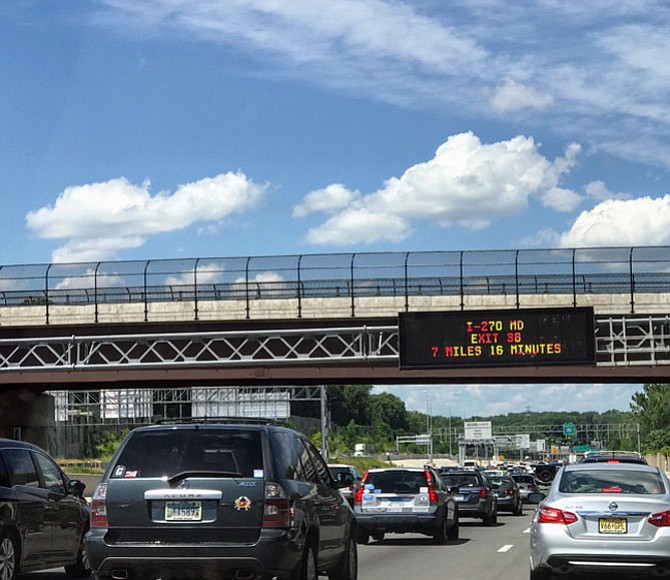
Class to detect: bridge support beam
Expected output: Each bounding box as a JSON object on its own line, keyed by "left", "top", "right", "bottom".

{"left": 0, "top": 389, "right": 55, "bottom": 451}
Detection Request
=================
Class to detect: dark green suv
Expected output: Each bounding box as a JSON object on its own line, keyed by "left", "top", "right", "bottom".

{"left": 86, "top": 419, "right": 357, "bottom": 580}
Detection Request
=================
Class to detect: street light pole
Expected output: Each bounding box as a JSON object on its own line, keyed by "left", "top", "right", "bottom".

{"left": 424, "top": 390, "right": 433, "bottom": 463}
{"left": 448, "top": 405, "right": 452, "bottom": 457}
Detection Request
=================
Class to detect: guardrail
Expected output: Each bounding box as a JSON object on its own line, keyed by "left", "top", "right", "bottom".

{"left": 1, "top": 246, "right": 668, "bottom": 322}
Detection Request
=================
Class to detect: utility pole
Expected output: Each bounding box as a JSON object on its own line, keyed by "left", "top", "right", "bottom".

{"left": 320, "top": 385, "right": 328, "bottom": 461}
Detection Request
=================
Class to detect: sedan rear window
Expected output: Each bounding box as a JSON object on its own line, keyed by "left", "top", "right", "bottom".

{"left": 559, "top": 469, "right": 665, "bottom": 494}
{"left": 112, "top": 428, "right": 263, "bottom": 479}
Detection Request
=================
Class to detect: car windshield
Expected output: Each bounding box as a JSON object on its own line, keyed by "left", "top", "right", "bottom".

{"left": 329, "top": 467, "right": 353, "bottom": 478}
{"left": 490, "top": 476, "right": 512, "bottom": 487}
{"left": 112, "top": 428, "right": 263, "bottom": 479}
{"left": 365, "top": 471, "right": 428, "bottom": 493}
{"left": 559, "top": 469, "right": 665, "bottom": 494}
{"left": 512, "top": 475, "right": 535, "bottom": 484}
{"left": 442, "top": 474, "right": 481, "bottom": 488}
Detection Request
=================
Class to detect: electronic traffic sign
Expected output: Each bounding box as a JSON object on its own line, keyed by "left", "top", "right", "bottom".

{"left": 399, "top": 307, "right": 595, "bottom": 369}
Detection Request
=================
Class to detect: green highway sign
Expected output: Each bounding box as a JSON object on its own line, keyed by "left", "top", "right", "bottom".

{"left": 562, "top": 422, "right": 576, "bottom": 437}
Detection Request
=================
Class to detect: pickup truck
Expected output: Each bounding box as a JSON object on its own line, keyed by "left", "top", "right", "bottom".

{"left": 532, "top": 461, "right": 562, "bottom": 483}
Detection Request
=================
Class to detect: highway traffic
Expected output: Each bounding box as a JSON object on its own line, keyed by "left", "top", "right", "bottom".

{"left": 27, "top": 511, "right": 626, "bottom": 580}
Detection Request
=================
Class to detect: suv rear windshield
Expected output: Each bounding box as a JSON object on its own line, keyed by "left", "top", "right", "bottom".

{"left": 559, "top": 469, "right": 665, "bottom": 494}
{"left": 442, "top": 473, "right": 482, "bottom": 488}
{"left": 512, "top": 475, "right": 536, "bottom": 484}
{"left": 112, "top": 428, "right": 263, "bottom": 479}
{"left": 365, "top": 471, "right": 428, "bottom": 494}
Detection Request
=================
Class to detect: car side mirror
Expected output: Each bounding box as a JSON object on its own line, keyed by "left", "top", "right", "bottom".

{"left": 69, "top": 479, "right": 86, "bottom": 498}
{"left": 527, "top": 492, "right": 546, "bottom": 504}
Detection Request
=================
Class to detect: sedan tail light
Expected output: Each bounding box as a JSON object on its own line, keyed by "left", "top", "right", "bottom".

{"left": 648, "top": 510, "right": 670, "bottom": 527}
{"left": 90, "top": 483, "right": 108, "bottom": 528}
{"left": 479, "top": 488, "right": 489, "bottom": 498}
{"left": 538, "top": 505, "right": 578, "bottom": 525}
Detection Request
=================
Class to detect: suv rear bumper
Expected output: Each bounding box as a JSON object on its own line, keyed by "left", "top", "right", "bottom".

{"left": 356, "top": 512, "right": 440, "bottom": 534}
{"left": 86, "top": 527, "right": 302, "bottom": 579}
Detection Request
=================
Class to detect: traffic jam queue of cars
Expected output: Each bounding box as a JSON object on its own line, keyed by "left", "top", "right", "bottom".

{"left": 3, "top": 430, "right": 670, "bottom": 580}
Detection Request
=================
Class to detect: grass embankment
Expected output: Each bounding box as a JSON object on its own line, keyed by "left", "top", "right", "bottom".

{"left": 58, "top": 459, "right": 107, "bottom": 475}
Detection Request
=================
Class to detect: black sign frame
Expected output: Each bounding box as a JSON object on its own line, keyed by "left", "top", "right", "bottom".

{"left": 398, "top": 307, "right": 595, "bottom": 369}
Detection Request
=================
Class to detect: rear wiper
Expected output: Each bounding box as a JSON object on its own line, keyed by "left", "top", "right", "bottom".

{"left": 167, "top": 470, "right": 242, "bottom": 484}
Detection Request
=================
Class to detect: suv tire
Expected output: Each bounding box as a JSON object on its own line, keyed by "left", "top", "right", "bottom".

{"left": 433, "top": 517, "right": 448, "bottom": 545}
{"left": 291, "top": 544, "right": 317, "bottom": 580}
{"left": 64, "top": 532, "right": 92, "bottom": 579}
{"left": 446, "top": 513, "right": 459, "bottom": 541}
{"left": 530, "top": 566, "right": 553, "bottom": 580}
{"left": 328, "top": 533, "right": 357, "bottom": 580}
{"left": 355, "top": 530, "right": 370, "bottom": 545}
{"left": 484, "top": 506, "right": 498, "bottom": 526}
{"left": 0, "top": 534, "right": 17, "bottom": 580}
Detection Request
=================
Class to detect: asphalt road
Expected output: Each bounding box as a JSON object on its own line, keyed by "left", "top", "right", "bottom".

{"left": 27, "top": 508, "right": 635, "bottom": 580}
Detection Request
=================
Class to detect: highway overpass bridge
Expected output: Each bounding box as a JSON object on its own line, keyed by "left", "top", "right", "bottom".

{"left": 0, "top": 246, "right": 669, "bottom": 445}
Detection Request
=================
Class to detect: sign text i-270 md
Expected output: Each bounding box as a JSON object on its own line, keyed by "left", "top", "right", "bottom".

{"left": 398, "top": 307, "right": 596, "bottom": 369}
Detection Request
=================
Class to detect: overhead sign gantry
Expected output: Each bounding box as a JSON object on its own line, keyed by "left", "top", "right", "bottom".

{"left": 398, "top": 307, "right": 596, "bottom": 369}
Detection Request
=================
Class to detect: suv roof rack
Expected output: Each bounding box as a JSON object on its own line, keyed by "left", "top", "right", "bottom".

{"left": 153, "top": 416, "right": 284, "bottom": 426}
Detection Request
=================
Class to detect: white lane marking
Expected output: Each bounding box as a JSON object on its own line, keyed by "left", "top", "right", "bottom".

{"left": 523, "top": 527, "right": 531, "bottom": 533}
{"left": 498, "top": 544, "right": 514, "bottom": 553}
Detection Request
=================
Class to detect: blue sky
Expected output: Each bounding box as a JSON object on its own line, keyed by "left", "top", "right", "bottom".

{"left": 3, "top": 1, "right": 669, "bottom": 417}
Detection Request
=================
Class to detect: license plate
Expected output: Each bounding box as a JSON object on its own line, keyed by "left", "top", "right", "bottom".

{"left": 165, "top": 501, "right": 202, "bottom": 521}
{"left": 598, "top": 517, "right": 627, "bottom": 534}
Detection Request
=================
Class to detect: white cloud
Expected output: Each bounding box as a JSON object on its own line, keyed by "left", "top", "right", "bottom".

{"left": 305, "top": 208, "right": 411, "bottom": 245}
{"left": 517, "top": 228, "right": 561, "bottom": 248}
{"left": 559, "top": 195, "right": 670, "bottom": 247}
{"left": 234, "top": 272, "right": 285, "bottom": 284}
{"left": 92, "top": 1, "right": 670, "bottom": 169}
{"left": 55, "top": 270, "right": 125, "bottom": 290}
{"left": 26, "top": 173, "right": 267, "bottom": 262}
{"left": 293, "top": 184, "right": 361, "bottom": 218}
{"left": 299, "top": 132, "right": 581, "bottom": 245}
{"left": 585, "top": 180, "right": 631, "bottom": 201}
{"left": 489, "top": 80, "right": 554, "bottom": 113}
{"left": 164, "top": 262, "right": 224, "bottom": 286}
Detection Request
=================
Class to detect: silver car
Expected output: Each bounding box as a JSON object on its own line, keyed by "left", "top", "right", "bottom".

{"left": 530, "top": 462, "right": 670, "bottom": 579}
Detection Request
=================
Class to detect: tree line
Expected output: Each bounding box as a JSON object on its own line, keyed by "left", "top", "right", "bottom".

{"left": 294, "top": 383, "right": 670, "bottom": 456}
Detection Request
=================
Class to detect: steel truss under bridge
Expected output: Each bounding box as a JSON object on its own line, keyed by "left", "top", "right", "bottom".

{"left": 50, "top": 385, "right": 323, "bottom": 426}
{"left": 0, "top": 315, "right": 669, "bottom": 384}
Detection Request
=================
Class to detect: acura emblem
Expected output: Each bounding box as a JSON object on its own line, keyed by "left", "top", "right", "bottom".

{"left": 177, "top": 479, "right": 190, "bottom": 489}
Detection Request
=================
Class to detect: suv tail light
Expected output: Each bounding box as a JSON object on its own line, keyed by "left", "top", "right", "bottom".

{"left": 424, "top": 470, "right": 439, "bottom": 504}
{"left": 479, "top": 487, "right": 489, "bottom": 499}
{"left": 262, "top": 482, "right": 291, "bottom": 528}
{"left": 90, "top": 483, "right": 108, "bottom": 528}
{"left": 648, "top": 510, "right": 670, "bottom": 527}
{"left": 538, "top": 505, "right": 578, "bottom": 525}
{"left": 354, "top": 473, "right": 369, "bottom": 505}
